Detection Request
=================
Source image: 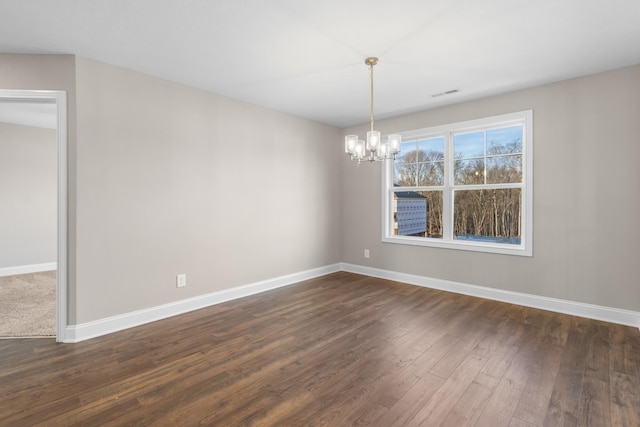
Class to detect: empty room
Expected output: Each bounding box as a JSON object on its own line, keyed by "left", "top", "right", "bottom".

{"left": 1, "top": 1, "right": 639, "bottom": 426}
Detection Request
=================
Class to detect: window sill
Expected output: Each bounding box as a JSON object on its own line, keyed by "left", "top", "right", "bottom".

{"left": 382, "top": 235, "right": 532, "bottom": 257}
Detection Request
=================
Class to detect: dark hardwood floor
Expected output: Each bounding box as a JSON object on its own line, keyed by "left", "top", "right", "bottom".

{"left": 1, "top": 272, "right": 639, "bottom": 426}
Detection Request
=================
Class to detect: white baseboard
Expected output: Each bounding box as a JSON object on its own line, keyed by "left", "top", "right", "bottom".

{"left": 64, "top": 263, "right": 342, "bottom": 343}
{"left": 341, "top": 263, "right": 640, "bottom": 329}
{"left": 0, "top": 262, "right": 57, "bottom": 277}
{"left": 63, "top": 261, "right": 640, "bottom": 343}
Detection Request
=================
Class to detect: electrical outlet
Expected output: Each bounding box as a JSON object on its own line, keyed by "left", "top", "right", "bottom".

{"left": 364, "top": 249, "right": 370, "bottom": 258}
{"left": 176, "top": 274, "right": 187, "bottom": 288}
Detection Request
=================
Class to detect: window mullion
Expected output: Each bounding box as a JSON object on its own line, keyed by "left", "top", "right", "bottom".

{"left": 442, "top": 131, "right": 453, "bottom": 242}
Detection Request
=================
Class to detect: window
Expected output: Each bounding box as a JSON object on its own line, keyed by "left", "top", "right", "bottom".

{"left": 383, "top": 110, "right": 532, "bottom": 256}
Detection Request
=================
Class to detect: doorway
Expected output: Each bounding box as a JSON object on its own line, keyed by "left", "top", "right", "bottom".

{"left": 0, "top": 90, "right": 67, "bottom": 342}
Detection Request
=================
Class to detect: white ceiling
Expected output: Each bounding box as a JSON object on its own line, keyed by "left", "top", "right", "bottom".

{"left": 1, "top": 0, "right": 639, "bottom": 128}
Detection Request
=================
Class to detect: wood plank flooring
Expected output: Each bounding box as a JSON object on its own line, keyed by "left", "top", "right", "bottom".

{"left": 1, "top": 272, "right": 639, "bottom": 426}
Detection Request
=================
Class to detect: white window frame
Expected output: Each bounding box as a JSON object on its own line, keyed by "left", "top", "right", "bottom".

{"left": 382, "top": 110, "right": 533, "bottom": 256}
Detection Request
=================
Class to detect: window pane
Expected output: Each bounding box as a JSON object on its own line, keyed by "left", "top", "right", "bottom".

{"left": 398, "top": 140, "right": 418, "bottom": 160}
{"left": 395, "top": 136, "right": 444, "bottom": 186}
{"left": 393, "top": 190, "right": 442, "bottom": 238}
{"left": 417, "top": 136, "right": 445, "bottom": 162}
{"left": 417, "top": 161, "right": 444, "bottom": 186}
{"left": 453, "top": 188, "right": 521, "bottom": 244}
{"left": 487, "top": 154, "right": 522, "bottom": 184}
{"left": 454, "top": 158, "right": 485, "bottom": 185}
{"left": 454, "top": 131, "right": 484, "bottom": 159}
{"left": 394, "top": 162, "right": 417, "bottom": 186}
{"left": 487, "top": 126, "right": 522, "bottom": 155}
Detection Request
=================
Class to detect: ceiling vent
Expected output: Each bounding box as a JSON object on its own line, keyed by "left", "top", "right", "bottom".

{"left": 431, "top": 89, "right": 460, "bottom": 98}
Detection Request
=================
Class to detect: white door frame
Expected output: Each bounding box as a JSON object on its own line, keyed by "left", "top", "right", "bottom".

{"left": 0, "top": 90, "right": 68, "bottom": 342}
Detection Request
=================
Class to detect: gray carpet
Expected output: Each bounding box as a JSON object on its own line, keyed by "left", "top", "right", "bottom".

{"left": 0, "top": 271, "right": 56, "bottom": 338}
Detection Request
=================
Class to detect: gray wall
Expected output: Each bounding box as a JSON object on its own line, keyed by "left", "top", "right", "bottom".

{"left": 1, "top": 54, "right": 342, "bottom": 325}
{"left": 74, "top": 57, "right": 342, "bottom": 323}
{"left": 0, "top": 122, "right": 57, "bottom": 269}
{"left": 341, "top": 64, "right": 640, "bottom": 312}
{"left": 2, "top": 53, "right": 638, "bottom": 327}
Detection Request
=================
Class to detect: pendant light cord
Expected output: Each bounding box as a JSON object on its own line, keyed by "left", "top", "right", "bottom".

{"left": 369, "top": 61, "right": 375, "bottom": 133}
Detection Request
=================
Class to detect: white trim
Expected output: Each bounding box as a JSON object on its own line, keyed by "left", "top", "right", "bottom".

{"left": 340, "top": 263, "right": 640, "bottom": 329}
{"left": 64, "top": 264, "right": 342, "bottom": 343}
{"left": 0, "top": 262, "right": 57, "bottom": 277}
{"left": 56, "top": 92, "right": 68, "bottom": 344}
{"left": 0, "top": 90, "right": 68, "bottom": 343}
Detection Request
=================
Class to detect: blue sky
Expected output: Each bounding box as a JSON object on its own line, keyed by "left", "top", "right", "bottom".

{"left": 400, "top": 125, "right": 522, "bottom": 160}
{"left": 455, "top": 125, "right": 522, "bottom": 158}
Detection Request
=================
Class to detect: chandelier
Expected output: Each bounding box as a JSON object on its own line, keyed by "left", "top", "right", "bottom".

{"left": 344, "top": 57, "right": 401, "bottom": 162}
